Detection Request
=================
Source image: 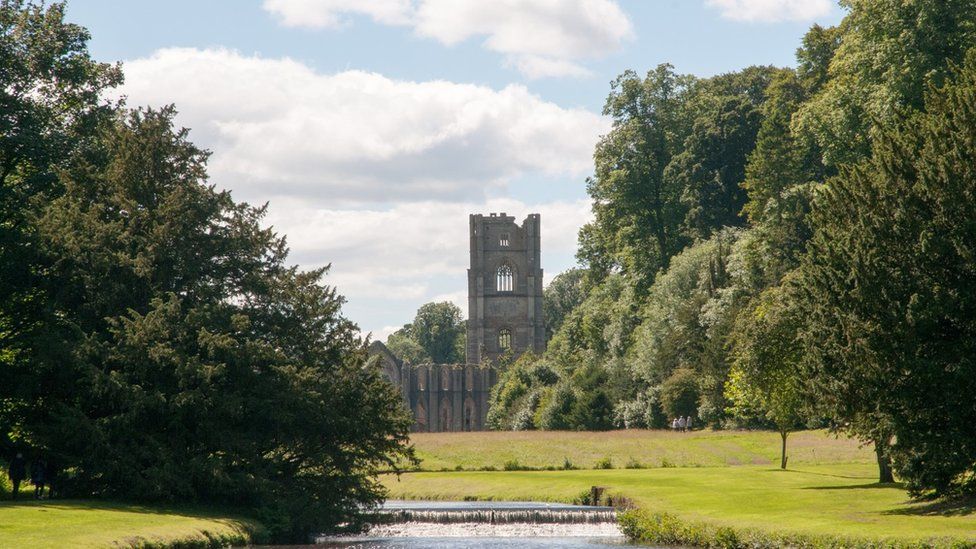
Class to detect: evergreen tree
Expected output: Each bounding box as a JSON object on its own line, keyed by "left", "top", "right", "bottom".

{"left": 794, "top": 50, "right": 976, "bottom": 494}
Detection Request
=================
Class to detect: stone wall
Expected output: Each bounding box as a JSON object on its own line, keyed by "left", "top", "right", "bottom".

{"left": 370, "top": 341, "right": 496, "bottom": 432}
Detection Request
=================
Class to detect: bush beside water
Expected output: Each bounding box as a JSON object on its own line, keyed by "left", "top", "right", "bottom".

{"left": 617, "top": 509, "right": 972, "bottom": 549}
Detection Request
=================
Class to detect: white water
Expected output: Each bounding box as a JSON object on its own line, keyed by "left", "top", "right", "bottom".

{"left": 316, "top": 501, "right": 629, "bottom": 547}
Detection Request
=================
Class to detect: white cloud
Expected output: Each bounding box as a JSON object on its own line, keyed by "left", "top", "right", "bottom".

{"left": 262, "top": 0, "right": 413, "bottom": 27}
{"left": 265, "top": 197, "right": 591, "bottom": 335}
{"left": 261, "top": 0, "right": 633, "bottom": 78}
{"left": 119, "top": 47, "right": 606, "bottom": 206}
{"left": 705, "top": 0, "right": 833, "bottom": 22}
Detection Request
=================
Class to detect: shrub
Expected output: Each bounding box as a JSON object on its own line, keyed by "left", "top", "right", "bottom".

{"left": 659, "top": 368, "right": 700, "bottom": 419}
{"left": 624, "top": 458, "right": 645, "bottom": 469}
{"left": 594, "top": 457, "right": 614, "bottom": 470}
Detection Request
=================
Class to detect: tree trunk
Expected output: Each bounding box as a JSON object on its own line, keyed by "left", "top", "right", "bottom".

{"left": 874, "top": 439, "right": 894, "bottom": 483}
{"left": 780, "top": 429, "right": 789, "bottom": 469}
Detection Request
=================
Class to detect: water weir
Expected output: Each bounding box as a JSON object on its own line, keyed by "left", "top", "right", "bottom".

{"left": 348, "top": 501, "right": 624, "bottom": 540}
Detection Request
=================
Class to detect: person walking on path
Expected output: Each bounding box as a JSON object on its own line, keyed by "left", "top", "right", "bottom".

{"left": 30, "top": 458, "right": 46, "bottom": 499}
{"left": 7, "top": 453, "right": 26, "bottom": 500}
{"left": 671, "top": 417, "right": 678, "bottom": 430}
{"left": 686, "top": 416, "right": 693, "bottom": 431}
{"left": 677, "top": 416, "right": 687, "bottom": 431}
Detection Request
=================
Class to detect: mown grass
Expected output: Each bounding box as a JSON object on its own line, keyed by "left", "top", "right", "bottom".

{"left": 0, "top": 498, "right": 260, "bottom": 548}
{"left": 408, "top": 429, "right": 873, "bottom": 471}
{"left": 388, "top": 429, "right": 976, "bottom": 546}
{"left": 383, "top": 464, "right": 976, "bottom": 544}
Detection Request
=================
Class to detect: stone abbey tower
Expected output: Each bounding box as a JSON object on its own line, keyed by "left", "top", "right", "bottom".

{"left": 369, "top": 212, "right": 544, "bottom": 431}
{"left": 466, "top": 213, "right": 545, "bottom": 364}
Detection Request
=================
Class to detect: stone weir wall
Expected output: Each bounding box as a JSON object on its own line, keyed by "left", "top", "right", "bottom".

{"left": 369, "top": 341, "right": 497, "bottom": 432}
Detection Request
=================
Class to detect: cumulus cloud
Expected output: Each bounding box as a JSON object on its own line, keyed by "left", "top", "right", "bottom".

{"left": 262, "top": 0, "right": 413, "bottom": 27}
{"left": 117, "top": 47, "right": 600, "bottom": 334}
{"left": 705, "top": 0, "right": 833, "bottom": 22}
{"left": 119, "top": 47, "right": 606, "bottom": 206}
{"left": 261, "top": 0, "right": 633, "bottom": 78}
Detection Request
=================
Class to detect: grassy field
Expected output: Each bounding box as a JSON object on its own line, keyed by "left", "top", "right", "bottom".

{"left": 0, "top": 498, "right": 258, "bottom": 548}
{"left": 388, "top": 430, "right": 976, "bottom": 546}
{"left": 383, "top": 464, "right": 976, "bottom": 544}
{"left": 409, "top": 429, "right": 874, "bottom": 470}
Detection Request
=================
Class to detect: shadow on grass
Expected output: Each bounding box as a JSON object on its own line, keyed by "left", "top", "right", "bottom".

{"left": 883, "top": 497, "right": 976, "bottom": 517}
{"left": 803, "top": 482, "right": 904, "bottom": 490}
{"left": 0, "top": 498, "right": 251, "bottom": 522}
{"left": 777, "top": 468, "right": 874, "bottom": 480}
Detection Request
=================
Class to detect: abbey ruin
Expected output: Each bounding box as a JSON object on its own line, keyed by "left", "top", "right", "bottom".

{"left": 370, "top": 213, "right": 545, "bottom": 431}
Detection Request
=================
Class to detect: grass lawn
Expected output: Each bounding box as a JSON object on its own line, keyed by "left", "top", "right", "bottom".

{"left": 0, "top": 498, "right": 258, "bottom": 549}
{"left": 408, "top": 429, "right": 874, "bottom": 471}
{"left": 387, "top": 430, "right": 976, "bottom": 545}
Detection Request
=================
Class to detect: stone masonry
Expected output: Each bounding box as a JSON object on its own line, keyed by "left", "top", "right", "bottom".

{"left": 369, "top": 212, "right": 544, "bottom": 431}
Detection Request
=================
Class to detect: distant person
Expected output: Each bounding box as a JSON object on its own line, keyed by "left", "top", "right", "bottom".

{"left": 44, "top": 459, "right": 58, "bottom": 499}
{"left": 671, "top": 418, "right": 678, "bottom": 430}
{"left": 686, "top": 416, "right": 693, "bottom": 431}
{"left": 31, "top": 459, "right": 46, "bottom": 499}
{"left": 7, "top": 453, "right": 26, "bottom": 500}
{"left": 677, "top": 416, "right": 686, "bottom": 431}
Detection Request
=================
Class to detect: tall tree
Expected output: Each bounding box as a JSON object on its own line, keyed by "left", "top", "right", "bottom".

{"left": 794, "top": 0, "right": 976, "bottom": 167}
{"left": 727, "top": 285, "right": 806, "bottom": 469}
{"left": 388, "top": 301, "right": 465, "bottom": 364}
{"left": 0, "top": 0, "right": 121, "bottom": 455}
{"left": 22, "top": 106, "right": 414, "bottom": 539}
{"left": 794, "top": 50, "right": 976, "bottom": 493}
{"left": 579, "top": 64, "right": 696, "bottom": 289}
{"left": 542, "top": 268, "right": 586, "bottom": 341}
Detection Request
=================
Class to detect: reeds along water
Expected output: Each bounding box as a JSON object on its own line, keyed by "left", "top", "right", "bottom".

{"left": 376, "top": 508, "right": 618, "bottom": 525}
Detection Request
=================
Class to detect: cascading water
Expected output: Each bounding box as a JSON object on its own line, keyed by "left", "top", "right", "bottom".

{"left": 317, "top": 501, "right": 629, "bottom": 547}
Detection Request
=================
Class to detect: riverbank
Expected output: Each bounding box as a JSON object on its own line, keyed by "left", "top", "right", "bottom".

{"left": 0, "top": 498, "right": 260, "bottom": 548}
{"left": 385, "top": 434, "right": 976, "bottom": 547}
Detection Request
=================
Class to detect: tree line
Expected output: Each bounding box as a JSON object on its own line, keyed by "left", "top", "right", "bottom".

{"left": 0, "top": 1, "right": 412, "bottom": 541}
{"left": 484, "top": 0, "right": 976, "bottom": 499}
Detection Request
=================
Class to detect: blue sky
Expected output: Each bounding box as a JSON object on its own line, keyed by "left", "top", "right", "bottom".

{"left": 66, "top": 0, "right": 845, "bottom": 339}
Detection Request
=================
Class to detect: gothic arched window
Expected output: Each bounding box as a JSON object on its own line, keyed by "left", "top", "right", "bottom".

{"left": 497, "top": 265, "right": 514, "bottom": 292}
{"left": 498, "top": 328, "right": 512, "bottom": 350}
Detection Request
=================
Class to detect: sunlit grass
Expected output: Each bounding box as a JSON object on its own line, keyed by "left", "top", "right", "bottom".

{"left": 382, "top": 464, "right": 976, "bottom": 543}
{"left": 408, "top": 429, "right": 873, "bottom": 471}
{"left": 0, "top": 498, "right": 257, "bottom": 549}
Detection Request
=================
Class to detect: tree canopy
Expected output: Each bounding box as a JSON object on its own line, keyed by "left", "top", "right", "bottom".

{"left": 0, "top": 2, "right": 413, "bottom": 541}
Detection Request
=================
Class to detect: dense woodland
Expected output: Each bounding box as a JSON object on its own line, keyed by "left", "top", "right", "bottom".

{"left": 398, "top": 0, "right": 976, "bottom": 499}
{"left": 0, "top": 1, "right": 413, "bottom": 541}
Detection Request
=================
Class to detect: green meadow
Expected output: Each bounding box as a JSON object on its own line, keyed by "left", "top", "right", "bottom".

{"left": 387, "top": 430, "right": 976, "bottom": 546}
{"left": 0, "top": 498, "right": 257, "bottom": 549}
{"left": 409, "top": 428, "right": 873, "bottom": 470}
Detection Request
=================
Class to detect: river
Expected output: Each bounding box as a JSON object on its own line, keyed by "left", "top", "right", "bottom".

{"left": 309, "top": 500, "right": 648, "bottom": 548}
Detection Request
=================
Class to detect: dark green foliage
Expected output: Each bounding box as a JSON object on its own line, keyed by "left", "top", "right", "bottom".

{"left": 11, "top": 107, "right": 413, "bottom": 540}
{"left": 793, "top": 50, "right": 976, "bottom": 497}
{"left": 384, "top": 302, "right": 465, "bottom": 364}
{"left": 795, "top": 0, "right": 976, "bottom": 167}
{"left": 0, "top": 0, "right": 122, "bottom": 455}
{"left": 542, "top": 268, "right": 586, "bottom": 341}
{"left": 0, "top": 4, "right": 413, "bottom": 537}
{"left": 668, "top": 95, "right": 761, "bottom": 240}
{"left": 618, "top": 508, "right": 961, "bottom": 549}
{"left": 658, "top": 369, "right": 699, "bottom": 420}
{"left": 579, "top": 64, "right": 696, "bottom": 289}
